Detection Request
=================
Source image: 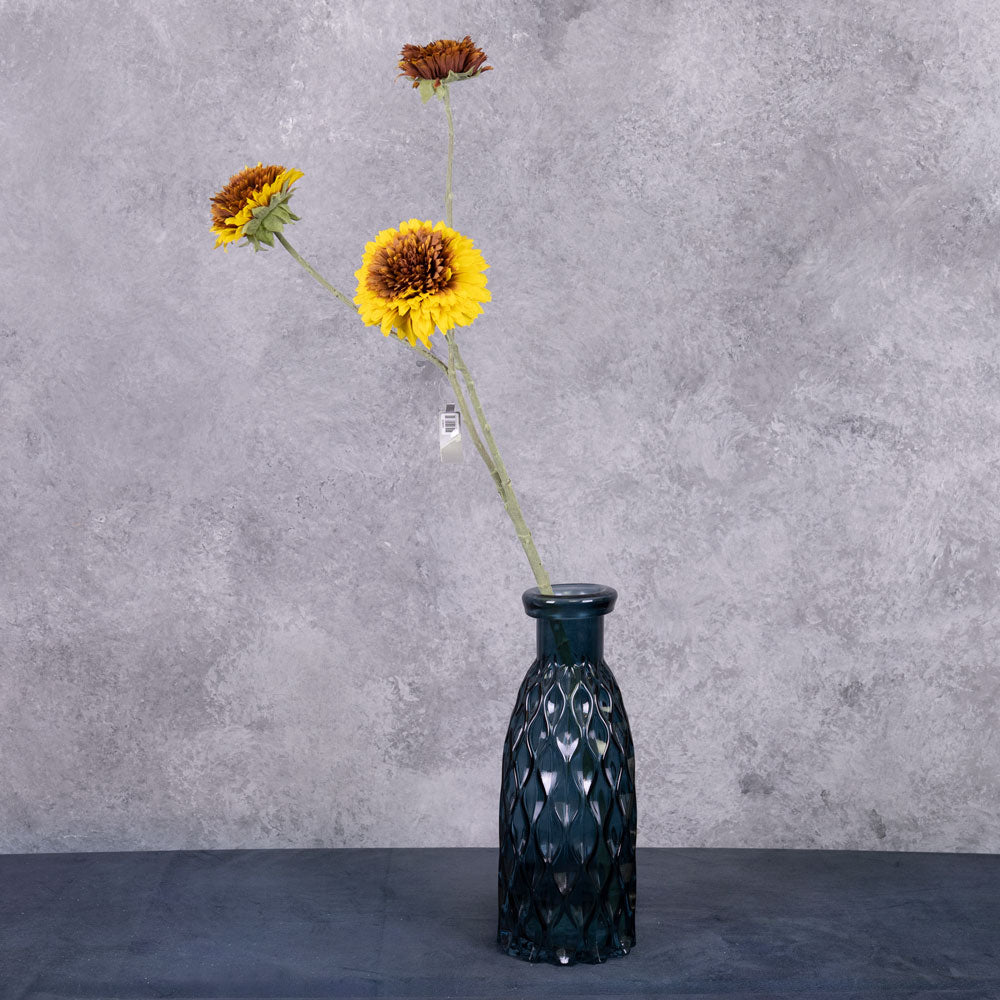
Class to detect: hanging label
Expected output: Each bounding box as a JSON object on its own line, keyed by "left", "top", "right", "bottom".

{"left": 439, "top": 403, "right": 463, "bottom": 463}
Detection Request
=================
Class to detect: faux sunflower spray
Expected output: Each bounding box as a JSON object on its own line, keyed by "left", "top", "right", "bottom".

{"left": 210, "top": 37, "right": 553, "bottom": 593}
{"left": 211, "top": 39, "right": 638, "bottom": 966}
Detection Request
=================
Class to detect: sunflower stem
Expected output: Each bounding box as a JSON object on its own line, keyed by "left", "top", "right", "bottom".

{"left": 444, "top": 331, "right": 553, "bottom": 594}
{"left": 438, "top": 88, "right": 551, "bottom": 593}
{"left": 442, "top": 84, "right": 455, "bottom": 228}
{"left": 406, "top": 340, "right": 449, "bottom": 373}
{"left": 277, "top": 232, "right": 449, "bottom": 376}
{"left": 275, "top": 232, "right": 354, "bottom": 310}
{"left": 443, "top": 340, "right": 502, "bottom": 488}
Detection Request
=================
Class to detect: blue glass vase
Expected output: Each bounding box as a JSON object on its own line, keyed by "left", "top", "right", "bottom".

{"left": 497, "top": 583, "right": 637, "bottom": 964}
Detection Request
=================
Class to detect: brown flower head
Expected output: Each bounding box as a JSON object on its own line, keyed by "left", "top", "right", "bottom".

{"left": 397, "top": 36, "right": 491, "bottom": 101}
{"left": 366, "top": 228, "right": 453, "bottom": 300}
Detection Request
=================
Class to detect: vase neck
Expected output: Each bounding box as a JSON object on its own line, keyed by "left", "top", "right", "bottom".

{"left": 536, "top": 617, "right": 604, "bottom": 665}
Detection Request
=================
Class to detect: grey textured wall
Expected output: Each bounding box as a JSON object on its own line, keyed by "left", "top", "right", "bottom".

{"left": 1, "top": 0, "right": 998, "bottom": 854}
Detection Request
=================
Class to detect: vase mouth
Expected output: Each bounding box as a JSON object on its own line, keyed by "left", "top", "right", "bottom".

{"left": 522, "top": 583, "right": 618, "bottom": 620}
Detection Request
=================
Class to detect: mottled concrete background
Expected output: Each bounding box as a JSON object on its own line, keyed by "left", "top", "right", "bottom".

{"left": 1, "top": 0, "right": 998, "bottom": 854}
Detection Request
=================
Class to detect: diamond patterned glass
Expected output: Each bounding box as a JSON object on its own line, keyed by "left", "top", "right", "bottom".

{"left": 498, "top": 584, "right": 637, "bottom": 964}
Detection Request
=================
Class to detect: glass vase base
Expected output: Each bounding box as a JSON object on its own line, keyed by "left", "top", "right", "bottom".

{"left": 497, "top": 930, "right": 634, "bottom": 966}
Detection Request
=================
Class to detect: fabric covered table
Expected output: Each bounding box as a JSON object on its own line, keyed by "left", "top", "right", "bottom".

{"left": 1, "top": 847, "right": 997, "bottom": 998}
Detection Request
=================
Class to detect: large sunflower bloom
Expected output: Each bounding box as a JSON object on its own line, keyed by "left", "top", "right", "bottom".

{"left": 210, "top": 162, "right": 304, "bottom": 251}
{"left": 354, "top": 219, "right": 491, "bottom": 349}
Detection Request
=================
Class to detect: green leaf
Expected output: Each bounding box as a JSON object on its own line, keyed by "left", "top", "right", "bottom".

{"left": 417, "top": 78, "right": 437, "bottom": 104}
{"left": 442, "top": 68, "right": 482, "bottom": 84}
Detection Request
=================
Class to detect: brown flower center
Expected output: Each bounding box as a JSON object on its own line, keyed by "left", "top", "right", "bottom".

{"left": 211, "top": 164, "right": 283, "bottom": 226}
{"left": 397, "top": 36, "right": 492, "bottom": 86}
{"left": 367, "top": 228, "right": 455, "bottom": 299}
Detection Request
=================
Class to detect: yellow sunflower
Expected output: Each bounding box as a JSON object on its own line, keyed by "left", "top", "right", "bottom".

{"left": 354, "top": 219, "right": 491, "bottom": 349}
{"left": 210, "top": 162, "right": 304, "bottom": 251}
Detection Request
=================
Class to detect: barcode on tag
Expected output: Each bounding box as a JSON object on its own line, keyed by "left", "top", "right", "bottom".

{"left": 439, "top": 404, "right": 463, "bottom": 463}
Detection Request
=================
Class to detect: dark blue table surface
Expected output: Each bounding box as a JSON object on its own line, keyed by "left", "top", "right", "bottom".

{"left": 1, "top": 847, "right": 997, "bottom": 999}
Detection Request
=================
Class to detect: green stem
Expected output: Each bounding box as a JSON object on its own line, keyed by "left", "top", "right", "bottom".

{"left": 409, "top": 340, "right": 449, "bottom": 374}
{"left": 444, "top": 341, "right": 501, "bottom": 489}
{"left": 275, "top": 232, "right": 450, "bottom": 374}
{"left": 438, "top": 88, "right": 552, "bottom": 595}
{"left": 448, "top": 335, "right": 567, "bottom": 656}
{"left": 442, "top": 84, "right": 454, "bottom": 228}
{"left": 275, "top": 232, "right": 353, "bottom": 309}
{"left": 445, "top": 331, "right": 552, "bottom": 594}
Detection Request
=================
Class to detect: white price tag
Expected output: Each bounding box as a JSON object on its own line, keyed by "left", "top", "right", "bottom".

{"left": 439, "top": 404, "right": 463, "bottom": 463}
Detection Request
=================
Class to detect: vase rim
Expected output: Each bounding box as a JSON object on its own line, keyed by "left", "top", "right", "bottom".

{"left": 522, "top": 583, "right": 618, "bottom": 619}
